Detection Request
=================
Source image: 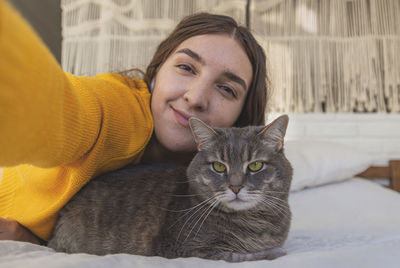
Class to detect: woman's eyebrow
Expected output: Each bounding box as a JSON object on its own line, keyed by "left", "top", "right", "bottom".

{"left": 175, "top": 48, "right": 247, "bottom": 91}
{"left": 221, "top": 71, "right": 247, "bottom": 92}
{"left": 176, "top": 48, "right": 205, "bottom": 65}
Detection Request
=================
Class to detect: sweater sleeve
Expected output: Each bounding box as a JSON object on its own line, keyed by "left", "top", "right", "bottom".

{"left": 0, "top": 0, "right": 102, "bottom": 168}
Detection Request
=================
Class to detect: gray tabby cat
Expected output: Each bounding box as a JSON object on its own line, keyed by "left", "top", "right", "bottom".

{"left": 48, "top": 115, "right": 292, "bottom": 262}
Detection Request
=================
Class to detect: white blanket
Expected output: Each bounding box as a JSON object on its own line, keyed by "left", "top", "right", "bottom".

{"left": 1, "top": 178, "right": 400, "bottom": 268}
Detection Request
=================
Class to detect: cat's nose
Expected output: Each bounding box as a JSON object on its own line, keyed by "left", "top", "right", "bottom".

{"left": 229, "top": 185, "right": 243, "bottom": 194}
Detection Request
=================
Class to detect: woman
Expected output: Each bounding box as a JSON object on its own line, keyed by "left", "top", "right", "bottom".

{"left": 0, "top": 1, "right": 268, "bottom": 244}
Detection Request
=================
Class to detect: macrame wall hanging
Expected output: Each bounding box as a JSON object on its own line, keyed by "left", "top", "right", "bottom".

{"left": 61, "top": 0, "right": 400, "bottom": 113}
{"left": 253, "top": 0, "right": 400, "bottom": 113}
{"left": 61, "top": 0, "right": 247, "bottom": 75}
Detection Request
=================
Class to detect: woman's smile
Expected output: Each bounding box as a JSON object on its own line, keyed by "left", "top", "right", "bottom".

{"left": 171, "top": 106, "right": 193, "bottom": 128}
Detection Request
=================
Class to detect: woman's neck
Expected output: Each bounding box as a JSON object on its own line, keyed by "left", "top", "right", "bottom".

{"left": 141, "top": 134, "right": 195, "bottom": 165}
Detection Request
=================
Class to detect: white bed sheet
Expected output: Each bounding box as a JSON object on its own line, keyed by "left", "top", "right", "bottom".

{"left": 1, "top": 178, "right": 400, "bottom": 268}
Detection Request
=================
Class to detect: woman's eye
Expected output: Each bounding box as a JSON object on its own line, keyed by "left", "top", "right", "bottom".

{"left": 176, "top": 64, "right": 195, "bottom": 74}
{"left": 218, "top": 85, "right": 236, "bottom": 98}
{"left": 212, "top": 162, "right": 227, "bottom": 173}
{"left": 248, "top": 161, "right": 264, "bottom": 172}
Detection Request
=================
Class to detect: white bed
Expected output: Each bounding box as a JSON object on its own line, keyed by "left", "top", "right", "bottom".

{"left": 1, "top": 140, "right": 400, "bottom": 268}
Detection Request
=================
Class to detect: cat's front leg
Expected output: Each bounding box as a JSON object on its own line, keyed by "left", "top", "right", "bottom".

{"left": 213, "top": 247, "right": 287, "bottom": 262}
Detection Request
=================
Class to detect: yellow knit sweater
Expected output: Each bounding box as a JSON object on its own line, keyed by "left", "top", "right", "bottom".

{"left": 0, "top": 1, "right": 154, "bottom": 240}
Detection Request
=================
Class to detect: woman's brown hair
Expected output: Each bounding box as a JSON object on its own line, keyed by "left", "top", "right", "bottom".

{"left": 144, "top": 13, "right": 269, "bottom": 127}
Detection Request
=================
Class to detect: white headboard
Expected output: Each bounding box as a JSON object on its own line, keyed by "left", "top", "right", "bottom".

{"left": 268, "top": 113, "right": 400, "bottom": 166}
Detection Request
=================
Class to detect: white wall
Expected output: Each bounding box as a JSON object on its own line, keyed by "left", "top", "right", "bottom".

{"left": 268, "top": 113, "right": 400, "bottom": 166}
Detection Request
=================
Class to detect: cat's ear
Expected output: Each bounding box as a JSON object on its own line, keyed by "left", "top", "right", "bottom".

{"left": 189, "top": 118, "right": 218, "bottom": 151}
{"left": 257, "top": 115, "right": 289, "bottom": 151}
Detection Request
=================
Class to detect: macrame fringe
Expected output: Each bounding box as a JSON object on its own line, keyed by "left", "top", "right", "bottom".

{"left": 252, "top": 0, "right": 400, "bottom": 113}
{"left": 61, "top": 0, "right": 400, "bottom": 113}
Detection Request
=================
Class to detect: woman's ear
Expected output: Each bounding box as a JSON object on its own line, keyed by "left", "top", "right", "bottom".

{"left": 150, "top": 77, "right": 156, "bottom": 93}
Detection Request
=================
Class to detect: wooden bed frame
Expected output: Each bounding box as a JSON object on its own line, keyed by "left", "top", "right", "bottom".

{"left": 358, "top": 160, "right": 400, "bottom": 192}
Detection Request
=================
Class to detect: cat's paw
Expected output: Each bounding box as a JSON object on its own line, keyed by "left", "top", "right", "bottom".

{"left": 255, "top": 247, "right": 287, "bottom": 260}
{"left": 223, "top": 247, "right": 286, "bottom": 262}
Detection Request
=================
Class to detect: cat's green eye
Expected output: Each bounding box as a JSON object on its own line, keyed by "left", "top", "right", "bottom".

{"left": 248, "top": 161, "right": 264, "bottom": 172}
{"left": 212, "top": 162, "right": 227, "bottom": 173}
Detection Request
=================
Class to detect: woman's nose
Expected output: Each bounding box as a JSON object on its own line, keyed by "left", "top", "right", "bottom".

{"left": 183, "top": 81, "right": 210, "bottom": 112}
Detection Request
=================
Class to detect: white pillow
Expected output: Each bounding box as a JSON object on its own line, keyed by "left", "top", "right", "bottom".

{"left": 284, "top": 140, "right": 375, "bottom": 192}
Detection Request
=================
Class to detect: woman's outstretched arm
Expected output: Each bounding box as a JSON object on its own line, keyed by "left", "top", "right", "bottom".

{"left": 0, "top": 0, "right": 102, "bottom": 168}
{"left": 0, "top": 1, "right": 153, "bottom": 242}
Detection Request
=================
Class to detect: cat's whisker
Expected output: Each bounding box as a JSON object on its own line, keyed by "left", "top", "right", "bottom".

{"left": 169, "top": 194, "right": 203, "bottom": 197}
{"left": 183, "top": 194, "right": 223, "bottom": 231}
{"left": 157, "top": 196, "right": 215, "bottom": 214}
{"left": 260, "top": 198, "right": 290, "bottom": 218}
{"left": 154, "top": 205, "right": 206, "bottom": 213}
{"left": 184, "top": 203, "right": 215, "bottom": 242}
{"left": 177, "top": 199, "right": 215, "bottom": 241}
{"left": 264, "top": 200, "right": 290, "bottom": 216}
{"left": 176, "top": 206, "right": 209, "bottom": 240}
{"left": 175, "top": 193, "right": 223, "bottom": 240}
{"left": 184, "top": 198, "right": 218, "bottom": 230}
{"left": 243, "top": 193, "right": 262, "bottom": 201}
{"left": 248, "top": 190, "right": 288, "bottom": 195}
{"left": 194, "top": 199, "right": 221, "bottom": 239}
{"left": 185, "top": 199, "right": 220, "bottom": 242}
{"left": 151, "top": 206, "right": 191, "bottom": 213}
{"left": 169, "top": 195, "right": 216, "bottom": 231}
{"left": 259, "top": 199, "right": 282, "bottom": 217}
{"left": 262, "top": 197, "right": 289, "bottom": 212}
{"left": 245, "top": 192, "right": 285, "bottom": 211}
{"left": 264, "top": 195, "right": 290, "bottom": 205}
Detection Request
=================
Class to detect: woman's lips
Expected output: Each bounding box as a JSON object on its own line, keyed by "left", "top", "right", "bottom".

{"left": 172, "top": 107, "right": 191, "bottom": 127}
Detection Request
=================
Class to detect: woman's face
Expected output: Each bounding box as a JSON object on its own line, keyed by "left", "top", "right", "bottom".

{"left": 151, "top": 34, "right": 253, "bottom": 152}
